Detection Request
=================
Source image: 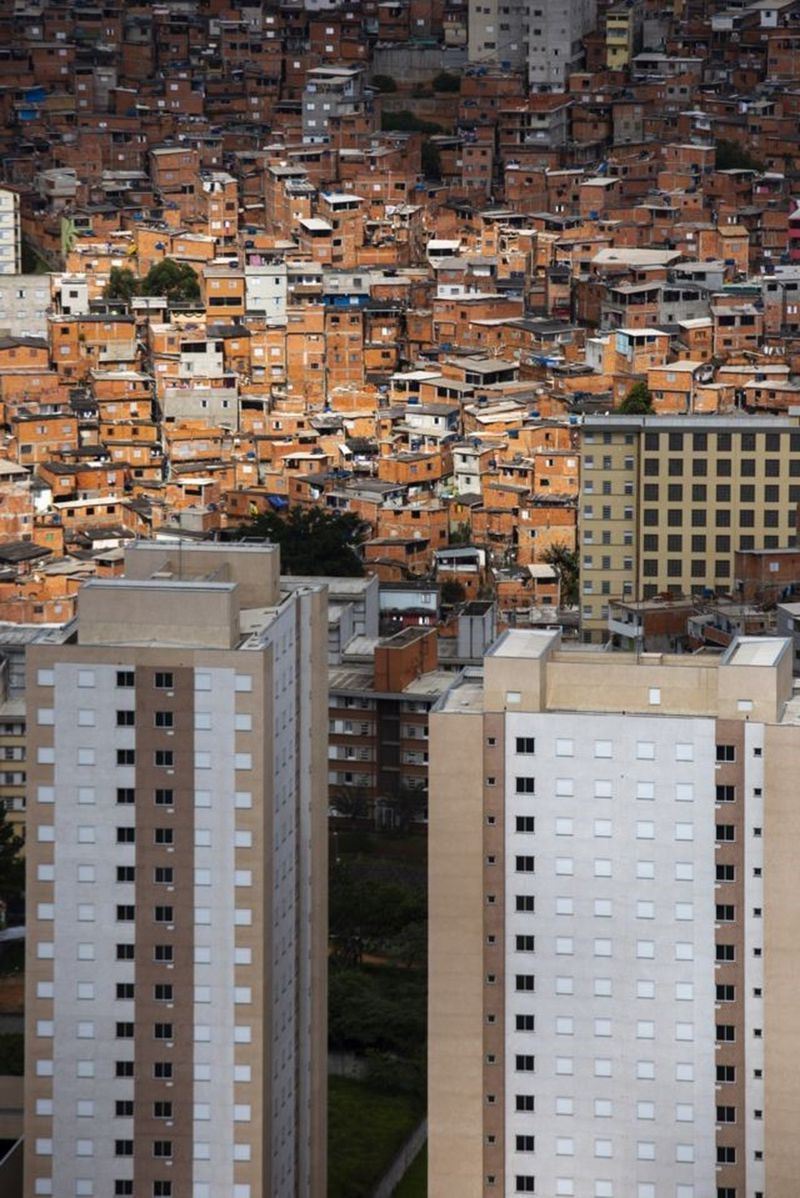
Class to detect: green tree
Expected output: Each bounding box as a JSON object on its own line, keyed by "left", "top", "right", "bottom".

{"left": 371, "top": 74, "right": 398, "bottom": 92}
{"left": 0, "top": 801, "right": 24, "bottom": 911}
{"left": 141, "top": 258, "right": 200, "bottom": 303}
{"left": 542, "top": 542, "right": 579, "bottom": 607}
{"left": 618, "top": 381, "right": 654, "bottom": 414}
{"left": 241, "top": 505, "right": 366, "bottom": 576}
{"left": 715, "top": 139, "right": 765, "bottom": 172}
{"left": 449, "top": 521, "right": 471, "bottom": 545}
{"left": 421, "top": 138, "right": 442, "bottom": 180}
{"left": 440, "top": 578, "right": 466, "bottom": 606}
{"left": 0, "top": 1033, "right": 23, "bottom": 1075}
{"left": 330, "top": 785, "right": 370, "bottom": 827}
{"left": 104, "top": 266, "right": 139, "bottom": 303}
{"left": 432, "top": 71, "right": 460, "bottom": 93}
{"left": 381, "top": 110, "right": 443, "bottom": 134}
{"left": 381, "top": 783, "right": 427, "bottom": 834}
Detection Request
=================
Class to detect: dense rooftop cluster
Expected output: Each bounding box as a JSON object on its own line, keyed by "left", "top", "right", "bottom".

{"left": 0, "top": 0, "right": 799, "bottom": 635}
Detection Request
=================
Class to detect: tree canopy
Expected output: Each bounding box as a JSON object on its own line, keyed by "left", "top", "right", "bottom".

{"left": 104, "top": 266, "right": 138, "bottom": 302}
{"left": 104, "top": 258, "right": 200, "bottom": 305}
{"left": 618, "top": 381, "right": 654, "bottom": 415}
{"left": 715, "top": 139, "right": 765, "bottom": 173}
{"left": 0, "top": 801, "right": 24, "bottom": 910}
{"left": 542, "top": 542, "right": 578, "bottom": 607}
{"left": 242, "top": 505, "right": 366, "bottom": 576}
{"left": 381, "top": 110, "right": 443, "bottom": 134}
{"left": 141, "top": 258, "right": 200, "bottom": 303}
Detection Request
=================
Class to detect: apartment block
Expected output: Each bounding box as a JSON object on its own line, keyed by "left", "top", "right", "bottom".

{"left": 580, "top": 415, "right": 800, "bottom": 642}
{"left": 527, "top": 0, "right": 597, "bottom": 91}
{"left": 0, "top": 187, "right": 21, "bottom": 275}
{"left": 23, "top": 541, "right": 328, "bottom": 1198}
{"left": 429, "top": 626, "right": 800, "bottom": 1198}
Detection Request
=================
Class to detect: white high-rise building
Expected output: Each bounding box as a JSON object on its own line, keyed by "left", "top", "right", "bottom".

{"left": 0, "top": 187, "right": 22, "bottom": 275}
{"left": 24, "top": 542, "right": 329, "bottom": 1198}
{"left": 429, "top": 628, "right": 800, "bottom": 1198}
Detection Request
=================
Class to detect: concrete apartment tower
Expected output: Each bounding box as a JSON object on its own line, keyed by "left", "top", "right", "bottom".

{"left": 578, "top": 414, "right": 800, "bottom": 643}
{"left": 23, "top": 542, "right": 328, "bottom": 1198}
{"left": 429, "top": 627, "right": 800, "bottom": 1198}
{"left": 526, "top": 0, "right": 597, "bottom": 90}
{"left": 0, "top": 186, "right": 21, "bottom": 275}
{"left": 467, "top": 0, "right": 597, "bottom": 88}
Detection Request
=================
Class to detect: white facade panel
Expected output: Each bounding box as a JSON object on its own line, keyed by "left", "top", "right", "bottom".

{"left": 504, "top": 710, "right": 717, "bottom": 1197}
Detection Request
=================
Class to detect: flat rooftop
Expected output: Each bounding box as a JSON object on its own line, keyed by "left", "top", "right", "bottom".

{"left": 724, "top": 637, "right": 787, "bottom": 668}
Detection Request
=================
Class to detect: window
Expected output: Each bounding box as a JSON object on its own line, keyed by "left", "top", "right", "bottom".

{"left": 716, "top": 1105, "right": 736, "bottom": 1122}
{"left": 516, "top": 856, "right": 535, "bottom": 873}
{"left": 716, "top": 785, "right": 735, "bottom": 803}
{"left": 154, "top": 945, "right": 173, "bottom": 963}
{"left": 116, "top": 1022, "right": 134, "bottom": 1039}
{"left": 116, "top": 671, "right": 134, "bottom": 688}
{"left": 154, "top": 1062, "right": 173, "bottom": 1079}
{"left": 516, "top": 935, "right": 535, "bottom": 952}
{"left": 516, "top": 1135, "right": 535, "bottom": 1151}
{"left": 117, "top": 750, "right": 135, "bottom": 766}
{"left": 155, "top": 750, "right": 173, "bottom": 767}
{"left": 154, "top": 984, "right": 173, "bottom": 1002}
{"left": 116, "top": 945, "right": 135, "bottom": 961}
{"left": 116, "top": 983, "right": 134, "bottom": 1000}
{"left": 154, "top": 1023, "right": 173, "bottom": 1040}
{"left": 116, "top": 827, "right": 135, "bottom": 844}
{"left": 155, "top": 673, "right": 174, "bottom": 689}
{"left": 516, "top": 896, "right": 535, "bottom": 912}
{"left": 155, "top": 789, "right": 173, "bottom": 806}
{"left": 516, "top": 777, "right": 535, "bottom": 794}
{"left": 153, "top": 1141, "right": 173, "bottom": 1158}
{"left": 716, "top": 944, "right": 735, "bottom": 961}
{"left": 115, "top": 1183, "right": 133, "bottom": 1196}
{"left": 717, "top": 1065, "right": 735, "bottom": 1082}
{"left": 117, "top": 788, "right": 135, "bottom": 805}
{"left": 516, "top": 1014, "right": 535, "bottom": 1031}
{"left": 116, "top": 905, "right": 135, "bottom": 922}
{"left": 716, "top": 865, "right": 735, "bottom": 882}
{"left": 154, "top": 828, "right": 173, "bottom": 845}
{"left": 716, "top": 1025, "right": 736, "bottom": 1043}
{"left": 716, "top": 985, "right": 735, "bottom": 1002}
{"left": 716, "top": 825, "right": 735, "bottom": 842}
{"left": 516, "top": 975, "right": 535, "bottom": 992}
{"left": 115, "top": 1141, "right": 134, "bottom": 1157}
{"left": 516, "top": 737, "right": 535, "bottom": 754}
{"left": 116, "top": 710, "right": 135, "bottom": 727}
{"left": 115, "top": 1061, "right": 134, "bottom": 1078}
{"left": 516, "top": 816, "right": 535, "bottom": 833}
{"left": 516, "top": 1176, "right": 535, "bottom": 1192}
{"left": 154, "top": 906, "right": 173, "bottom": 923}
{"left": 516, "top": 1095, "right": 535, "bottom": 1111}
{"left": 155, "top": 712, "right": 174, "bottom": 729}
{"left": 516, "top": 1054, "right": 535, "bottom": 1071}
{"left": 154, "top": 867, "right": 173, "bottom": 884}
{"left": 153, "top": 1184, "right": 172, "bottom": 1198}
{"left": 716, "top": 745, "right": 735, "bottom": 762}
{"left": 717, "top": 1147, "right": 736, "bottom": 1164}
{"left": 117, "top": 866, "right": 135, "bottom": 883}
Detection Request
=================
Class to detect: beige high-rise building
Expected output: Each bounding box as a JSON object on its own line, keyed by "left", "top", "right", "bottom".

{"left": 23, "top": 541, "right": 328, "bottom": 1198}
{"left": 429, "top": 627, "right": 800, "bottom": 1198}
{"left": 579, "top": 413, "right": 800, "bottom": 642}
